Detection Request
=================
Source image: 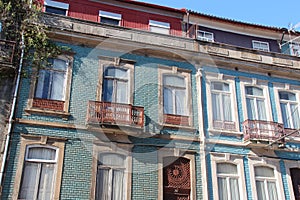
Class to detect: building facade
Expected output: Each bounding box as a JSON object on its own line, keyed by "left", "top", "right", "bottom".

{"left": 1, "top": 0, "right": 300, "bottom": 200}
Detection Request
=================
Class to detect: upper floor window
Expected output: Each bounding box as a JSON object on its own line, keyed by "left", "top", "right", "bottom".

{"left": 254, "top": 166, "right": 278, "bottom": 200}
{"left": 290, "top": 42, "right": 300, "bottom": 56}
{"left": 279, "top": 91, "right": 300, "bottom": 129}
{"left": 99, "top": 11, "right": 121, "bottom": 26}
{"left": 211, "top": 82, "right": 234, "bottom": 129}
{"left": 149, "top": 20, "right": 170, "bottom": 34}
{"left": 217, "top": 163, "right": 240, "bottom": 200}
{"left": 102, "top": 66, "right": 129, "bottom": 104}
{"left": 96, "top": 153, "right": 126, "bottom": 200}
{"left": 197, "top": 30, "right": 214, "bottom": 42}
{"left": 163, "top": 75, "right": 186, "bottom": 116}
{"left": 44, "top": 0, "right": 69, "bottom": 16}
{"left": 19, "top": 145, "right": 58, "bottom": 200}
{"left": 245, "top": 86, "right": 267, "bottom": 121}
{"left": 252, "top": 40, "right": 270, "bottom": 52}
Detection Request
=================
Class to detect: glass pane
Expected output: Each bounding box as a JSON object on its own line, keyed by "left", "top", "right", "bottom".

{"left": 255, "top": 166, "right": 274, "bottom": 177}
{"left": 280, "top": 103, "right": 291, "bottom": 128}
{"left": 38, "top": 163, "right": 55, "bottom": 200}
{"left": 267, "top": 182, "right": 278, "bottom": 200}
{"left": 175, "top": 89, "right": 186, "bottom": 115}
{"left": 104, "top": 67, "right": 127, "bottom": 79}
{"left": 35, "top": 70, "right": 50, "bottom": 99}
{"left": 291, "top": 104, "right": 300, "bottom": 129}
{"left": 218, "top": 177, "right": 228, "bottom": 200}
{"left": 223, "top": 95, "right": 232, "bottom": 121}
{"left": 246, "top": 98, "right": 255, "bottom": 120}
{"left": 229, "top": 178, "right": 240, "bottom": 200}
{"left": 19, "top": 162, "right": 39, "bottom": 200}
{"left": 163, "top": 88, "right": 173, "bottom": 114}
{"left": 53, "top": 59, "right": 67, "bottom": 71}
{"left": 100, "top": 17, "right": 120, "bottom": 26}
{"left": 99, "top": 153, "right": 125, "bottom": 166}
{"left": 246, "top": 86, "right": 263, "bottom": 96}
{"left": 96, "top": 169, "right": 110, "bottom": 200}
{"left": 45, "top": 6, "right": 66, "bottom": 15}
{"left": 212, "top": 93, "right": 221, "bottom": 120}
{"left": 27, "top": 147, "right": 56, "bottom": 161}
{"left": 163, "top": 76, "right": 185, "bottom": 87}
{"left": 256, "top": 180, "right": 267, "bottom": 200}
{"left": 257, "top": 99, "right": 267, "bottom": 120}
{"left": 103, "top": 79, "right": 113, "bottom": 102}
{"left": 217, "top": 163, "right": 237, "bottom": 174}
{"left": 50, "top": 71, "right": 66, "bottom": 100}
{"left": 212, "top": 82, "right": 229, "bottom": 91}
{"left": 116, "top": 81, "right": 128, "bottom": 104}
{"left": 279, "top": 91, "right": 296, "bottom": 101}
{"left": 112, "top": 170, "right": 125, "bottom": 200}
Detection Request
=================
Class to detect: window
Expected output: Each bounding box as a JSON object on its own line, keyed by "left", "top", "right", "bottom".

{"left": 279, "top": 91, "right": 300, "bottom": 129}
{"left": 197, "top": 30, "right": 214, "bottom": 42}
{"left": 254, "top": 166, "right": 278, "bottom": 200}
{"left": 163, "top": 75, "right": 186, "bottom": 116}
{"left": 211, "top": 82, "right": 235, "bottom": 130}
{"left": 44, "top": 0, "right": 69, "bottom": 16}
{"left": 96, "top": 153, "right": 126, "bottom": 200}
{"left": 102, "top": 67, "right": 129, "bottom": 104}
{"left": 99, "top": 11, "right": 121, "bottom": 26}
{"left": 27, "top": 55, "right": 73, "bottom": 116}
{"left": 149, "top": 20, "right": 170, "bottom": 34}
{"left": 290, "top": 168, "right": 300, "bottom": 200}
{"left": 217, "top": 163, "right": 240, "bottom": 200}
{"left": 290, "top": 43, "right": 300, "bottom": 56}
{"left": 252, "top": 40, "right": 270, "bottom": 52}
{"left": 12, "top": 135, "right": 65, "bottom": 200}
{"left": 245, "top": 86, "right": 267, "bottom": 121}
{"left": 19, "top": 146, "right": 58, "bottom": 200}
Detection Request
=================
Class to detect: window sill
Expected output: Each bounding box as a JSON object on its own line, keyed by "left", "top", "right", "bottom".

{"left": 25, "top": 108, "right": 71, "bottom": 119}
{"left": 159, "top": 123, "right": 196, "bottom": 132}
{"left": 208, "top": 128, "right": 243, "bottom": 137}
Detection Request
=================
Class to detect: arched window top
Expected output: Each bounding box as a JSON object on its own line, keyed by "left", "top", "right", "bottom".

{"left": 99, "top": 153, "right": 125, "bottom": 167}
{"left": 279, "top": 91, "right": 296, "bottom": 101}
{"left": 104, "top": 66, "right": 128, "bottom": 79}
{"left": 211, "top": 82, "right": 230, "bottom": 92}
{"left": 217, "top": 163, "right": 238, "bottom": 174}
{"left": 25, "top": 145, "right": 58, "bottom": 162}
{"left": 245, "top": 86, "right": 263, "bottom": 96}
{"left": 254, "top": 166, "right": 274, "bottom": 178}
{"left": 163, "top": 75, "right": 185, "bottom": 87}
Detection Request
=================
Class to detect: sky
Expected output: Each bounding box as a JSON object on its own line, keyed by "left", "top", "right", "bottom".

{"left": 136, "top": 0, "right": 300, "bottom": 30}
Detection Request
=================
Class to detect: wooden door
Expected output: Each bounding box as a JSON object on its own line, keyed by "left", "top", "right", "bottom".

{"left": 163, "top": 157, "right": 191, "bottom": 200}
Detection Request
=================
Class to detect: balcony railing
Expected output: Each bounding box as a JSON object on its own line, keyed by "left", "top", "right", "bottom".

{"left": 213, "top": 120, "right": 236, "bottom": 130}
{"left": 87, "top": 101, "right": 144, "bottom": 128}
{"left": 0, "top": 39, "right": 15, "bottom": 64}
{"left": 243, "top": 119, "right": 285, "bottom": 142}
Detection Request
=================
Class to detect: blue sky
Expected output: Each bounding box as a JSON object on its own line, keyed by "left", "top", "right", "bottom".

{"left": 137, "top": 0, "right": 300, "bottom": 30}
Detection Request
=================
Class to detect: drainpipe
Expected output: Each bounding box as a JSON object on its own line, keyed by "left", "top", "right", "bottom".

{"left": 0, "top": 31, "right": 25, "bottom": 187}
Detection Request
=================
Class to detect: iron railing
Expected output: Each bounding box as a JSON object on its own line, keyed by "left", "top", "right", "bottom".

{"left": 243, "top": 119, "right": 285, "bottom": 142}
{"left": 87, "top": 101, "right": 144, "bottom": 127}
{"left": 0, "top": 39, "right": 15, "bottom": 64}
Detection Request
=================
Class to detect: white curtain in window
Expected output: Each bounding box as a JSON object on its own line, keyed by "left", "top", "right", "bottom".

{"left": 212, "top": 93, "right": 221, "bottom": 120}
{"left": 97, "top": 169, "right": 110, "bottom": 200}
{"left": 256, "top": 181, "right": 267, "bottom": 200}
{"left": 280, "top": 103, "right": 290, "bottom": 128}
{"left": 27, "top": 147, "right": 56, "bottom": 161}
{"left": 35, "top": 70, "right": 49, "bottom": 99}
{"left": 175, "top": 89, "right": 185, "bottom": 115}
{"left": 267, "top": 182, "right": 278, "bottom": 200}
{"left": 19, "top": 163, "right": 39, "bottom": 200}
{"left": 218, "top": 177, "right": 228, "bottom": 200}
{"left": 229, "top": 179, "right": 240, "bottom": 200}
{"left": 163, "top": 88, "right": 173, "bottom": 114}
{"left": 38, "top": 164, "right": 55, "bottom": 200}
{"left": 51, "top": 72, "right": 65, "bottom": 100}
{"left": 223, "top": 95, "right": 232, "bottom": 121}
{"left": 112, "top": 170, "right": 124, "bottom": 200}
{"left": 246, "top": 98, "right": 255, "bottom": 120}
{"left": 257, "top": 99, "right": 267, "bottom": 120}
{"left": 291, "top": 104, "right": 300, "bottom": 129}
{"left": 116, "top": 81, "right": 128, "bottom": 104}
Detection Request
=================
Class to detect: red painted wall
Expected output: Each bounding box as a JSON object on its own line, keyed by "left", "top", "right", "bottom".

{"left": 45, "top": 0, "right": 183, "bottom": 36}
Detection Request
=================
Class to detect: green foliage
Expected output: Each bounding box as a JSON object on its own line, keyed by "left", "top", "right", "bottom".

{"left": 0, "top": 0, "right": 68, "bottom": 73}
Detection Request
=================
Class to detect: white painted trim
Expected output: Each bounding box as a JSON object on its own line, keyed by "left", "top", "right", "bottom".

{"left": 44, "top": 0, "right": 69, "bottom": 10}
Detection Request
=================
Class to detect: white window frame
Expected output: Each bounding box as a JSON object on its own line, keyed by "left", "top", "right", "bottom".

{"left": 240, "top": 79, "right": 272, "bottom": 122}
{"left": 197, "top": 30, "right": 214, "bottom": 42}
{"left": 157, "top": 149, "right": 196, "bottom": 200}
{"left": 91, "top": 142, "right": 132, "bottom": 200}
{"left": 158, "top": 66, "right": 192, "bottom": 127}
{"left": 248, "top": 157, "right": 285, "bottom": 200}
{"left": 99, "top": 11, "right": 122, "bottom": 26}
{"left": 252, "top": 40, "right": 270, "bottom": 52}
{"left": 205, "top": 73, "right": 239, "bottom": 133}
{"left": 44, "top": 0, "right": 69, "bottom": 16}
{"left": 210, "top": 153, "right": 247, "bottom": 200}
{"left": 149, "top": 20, "right": 170, "bottom": 34}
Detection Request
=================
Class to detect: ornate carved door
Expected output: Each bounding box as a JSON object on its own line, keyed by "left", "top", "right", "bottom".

{"left": 291, "top": 168, "right": 300, "bottom": 200}
{"left": 163, "top": 157, "right": 191, "bottom": 200}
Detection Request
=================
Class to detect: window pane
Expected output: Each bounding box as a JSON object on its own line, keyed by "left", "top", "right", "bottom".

{"left": 163, "top": 88, "right": 173, "bottom": 114}
{"left": 229, "top": 178, "right": 240, "bottom": 200}
{"left": 246, "top": 98, "right": 255, "bottom": 120}
{"left": 279, "top": 91, "right": 296, "bottom": 101}
{"left": 212, "top": 93, "right": 221, "bottom": 120}
{"left": 256, "top": 180, "right": 267, "bottom": 200}
{"left": 35, "top": 70, "right": 50, "bottom": 99}
{"left": 52, "top": 59, "right": 67, "bottom": 71}
{"left": 291, "top": 104, "right": 300, "bottom": 129}
{"left": 19, "top": 162, "right": 39, "bottom": 200}
{"left": 112, "top": 170, "right": 125, "bottom": 200}
{"left": 223, "top": 95, "right": 232, "bottom": 121}
{"left": 175, "top": 89, "right": 186, "bottom": 115}
{"left": 164, "top": 76, "right": 185, "bottom": 87}
{"left": 96, "top": 169, "right": 110, "bottom": 200}
{"left": 267, "top": 182, "right": 278, "bottom": 200}
{"left": 45, "top": 6, "right": 66, "bottom": 15}
{"left": 246, "top": 86, "right": 263, "bottom": 96}
{"left": 103, "top": 79, "right": 113, "bottom": 102}
{"left": 100, "top": 17, "right": 120, "bottom": 25}
{"left": 280, "top": 103, "right": 290, "bottom": 128}
{"left": 257, "top": 99, "right": 267, "bottom": 120}
{"left": 212, "top": 82, "right": 229, "bottom": 91}
{"left": 255, "top": 166, "right": 274, "bottom": 177}
{"left": 218, "top": 177, "right": 228, "bottom": 200}
{"left": 27, "top": 147, "right": 56, "bottom": 161}
{"left": 99, "top": 153, "right": 125, "bottom": 166}
{"left": 104, "top": 67, "right": 127, "bottom": 78}
{"left": 217, "top": 163, "right": 237, "bottom": 174}
{"left": 38, "top": 163, "right": 55, "bottom": 200}
{"left": 50, "top": 71, "right": 65, "bottom": 100}
{"left": 116, "top": 81, "right": 128, "bottom": 104}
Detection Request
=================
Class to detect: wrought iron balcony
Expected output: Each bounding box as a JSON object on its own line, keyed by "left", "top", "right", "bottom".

{"left": 243, "top": 119, "right": 285, "bottom": 143}
{"left": 0, "top": 39, "right": 15, "bottom": 64}
{"left": 87, "top": 101, "right": 144, "bottom": 128}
